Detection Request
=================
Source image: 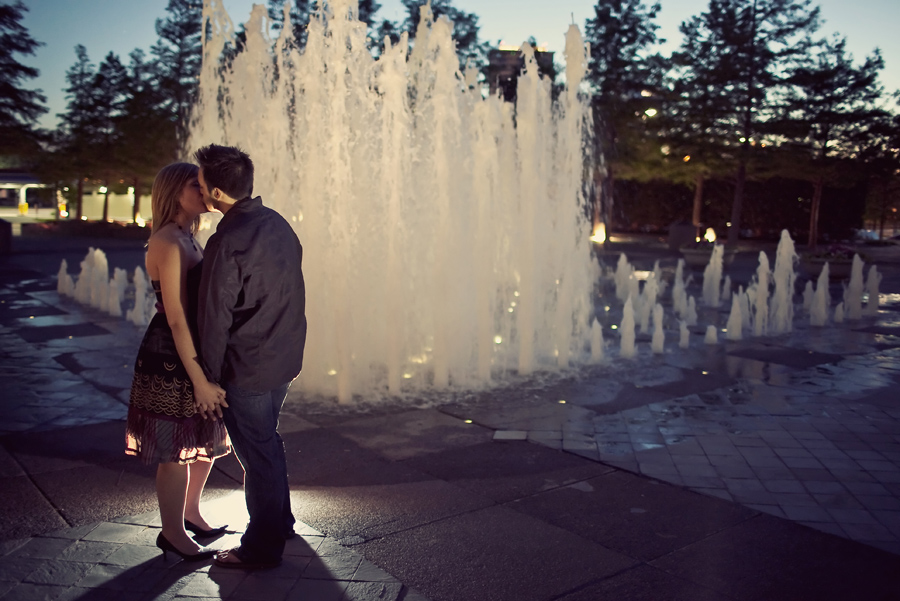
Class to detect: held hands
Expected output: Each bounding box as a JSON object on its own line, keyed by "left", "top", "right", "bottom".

{"left": 194, "top": 379, "right": 229, "bottom": 420}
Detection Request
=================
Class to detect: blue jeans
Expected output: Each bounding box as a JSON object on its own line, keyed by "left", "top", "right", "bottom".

{"left": 222, "top": 382, "right": 294, "bottom": 563}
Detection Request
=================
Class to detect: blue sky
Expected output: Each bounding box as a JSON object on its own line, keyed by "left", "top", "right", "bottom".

{"left": 21, "top": 0, "right": 900, "bottom": 129}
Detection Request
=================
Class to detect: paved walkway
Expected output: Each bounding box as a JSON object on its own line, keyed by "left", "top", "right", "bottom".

{"left": 1, "top": 237, "right": 900, "bottom": 600}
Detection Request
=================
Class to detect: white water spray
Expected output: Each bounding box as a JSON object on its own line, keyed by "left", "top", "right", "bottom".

{"left": 769, "top": 230, "right": 797, "bottom": 334}
{"left": 191, "top": 1, "right": 596, "bottom": 400}
{"left": 619, "top": 295, "right": 636, "bottom": 359}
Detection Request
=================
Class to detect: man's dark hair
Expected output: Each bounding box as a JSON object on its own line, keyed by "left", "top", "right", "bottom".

{"left": 194, "top": 144, "right": 254, "bottom": 200}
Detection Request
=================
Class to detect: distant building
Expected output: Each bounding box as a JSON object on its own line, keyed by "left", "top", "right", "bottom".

{"left": 0, "top": 170, "right": 45, "bottom": 208}
{"left": 486, "top": 44, "right": 556, "bottom": 102}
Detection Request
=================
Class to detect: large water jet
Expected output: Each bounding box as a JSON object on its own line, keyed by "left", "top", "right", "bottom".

{"left": 191, "top": 0, "right": 596, "bottom": 401}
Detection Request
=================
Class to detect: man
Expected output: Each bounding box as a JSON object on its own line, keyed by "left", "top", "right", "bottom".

{"left": 194, "top": 144, "right": 307, "bottom": 569}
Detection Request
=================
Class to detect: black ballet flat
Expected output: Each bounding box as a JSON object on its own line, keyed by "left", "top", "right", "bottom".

{"left": 156, "top": 533, "right": 215, "bottom": 562}
{"left": 184, "top": 519, "right": 228, "bottom": 538}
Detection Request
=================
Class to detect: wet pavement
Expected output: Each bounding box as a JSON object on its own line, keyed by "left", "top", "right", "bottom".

{"left": 1, "top": 234, "right": 900, "bottom": 600}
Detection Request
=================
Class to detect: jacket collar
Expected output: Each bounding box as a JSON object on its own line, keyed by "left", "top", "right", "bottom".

{"left": 220, "top": 196, "right": 262, "bottom": 225}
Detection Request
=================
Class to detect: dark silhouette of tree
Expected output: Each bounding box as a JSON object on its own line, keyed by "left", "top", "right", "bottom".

{"left": 56, "top": 45, "right": 97, "bottom": 219}
{"left": 583, "top": 0, "right": 665, "bottom": 234}
{"left": 152, "top": 0, "right": 203, "bottom": 149}
{"left": 775, "top": 35, "right": 886, "bottom": 248}
{"left": 118, "top": 49, "right": 178, "bottom": 221}
{"left": 672, "top": 0, "right": 820, "bottom": 245}
{"left": 858, "top": 112, "right": 900, "bottom": 239}
{"left": 0, "top": 1, "right": 47, "bottom": 160}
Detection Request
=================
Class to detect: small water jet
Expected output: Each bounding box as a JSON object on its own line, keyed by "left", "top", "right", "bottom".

{"left": 73, "top": 248, "right": 95, "bottom": 305}
{"left": 704, "top": 325, "right": 718, "bottom": 345}
{"left": 844, "top": 255, "right": 865, "bottom": 320}
{"left": 126, "top": 266, "right": 152, "bottom": 327}
{"left": 651, "top": 303, "right": 665, "bottom": 354}
{"left": 752, "top": 252, "right": 770, "bottom": 336}
{"left": 865, "top": 265, "right": 882, "bottom": 316}
{"left": 685, "top": 296, "right": 698, "bottom": 326}
{"left": 57, "top": 260, "right": 75, "bottom": 297}
{"left": 702, "top": 244, "right": 724, "bottom": 307}
{"left": 89, "top": 248, "right": 109, "bottom": 312}
{"left": 810, "top": 262, "right": 829, "bottom": 327}
{"left": 590, "top": 319, "right": 604, "bottom": 363}
{"left": 619, "top": 296, "right": 636, "bottom": 359}
{"left": 679, "top": 321, "right": 690, "bottom": 349}
{"left": 769, "top": 230, "right": 797, "bottom": 335}
{"left": 725, "top": 295, "right": 742, "bottom": 341}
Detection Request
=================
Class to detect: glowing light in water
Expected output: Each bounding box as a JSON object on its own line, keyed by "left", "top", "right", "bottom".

{"left": 704, "top": 228, "right": 716, "bottom": 243}
{"left": 590, "top": 222, "right": 607, "bottom": 244}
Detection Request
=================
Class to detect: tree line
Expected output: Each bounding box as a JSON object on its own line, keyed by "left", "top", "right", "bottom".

{"left": 2, "top": 0, "right": 898, "bottom": 246}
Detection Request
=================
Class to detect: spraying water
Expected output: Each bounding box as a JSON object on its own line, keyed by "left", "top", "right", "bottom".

{"left": 651, "top": 303, "right": 665, "bottom": 354}
{"left": 844, "top": 255, "right": 865, "bottom": 320}
{"left": 702, "top": 244, "right": 724, "bottom": 307}
{"left": 810, "top": 262, "right": 829, "bottom": 327}
{"left": 725, "top": 295, "right": 742, "bottom": 341}
{"left": 752, "top": 252, "right": 770, "bottom": 336}
{"left": 619, "top": 296, "right": 636, "bottom": 359}
{"left": 191, "top": 0, "right": 596, "bottom": 400}
{"left": 865, "top": 265, "right": 882, "bottom": 316}
{"left": 590, "top": 319, "right": 605, "bottom": 363}
{"left": 769, "top": 230, "right": 797, "bottom": 334}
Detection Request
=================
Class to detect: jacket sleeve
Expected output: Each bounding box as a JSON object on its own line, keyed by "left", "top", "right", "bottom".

{"left": 198, "top": 232, "right": 240, "bottom": 384}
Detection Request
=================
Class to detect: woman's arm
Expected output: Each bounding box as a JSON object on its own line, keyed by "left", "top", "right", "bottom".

{"left": 148, "top": 234, "right": 227, "bottom": 419}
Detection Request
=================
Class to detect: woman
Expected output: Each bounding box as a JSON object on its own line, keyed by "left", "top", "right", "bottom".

{"left": 125, "top": 162, "right": 230, "bottom": 562}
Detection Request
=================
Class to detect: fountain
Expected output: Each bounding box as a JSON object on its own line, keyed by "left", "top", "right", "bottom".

{"left": 614, "top": 254, "right": 633, "bottom": 302}
{"left": 89, "top": 248, "right": 109, "bottom": 312}
{"left": 725, "top": 295, "right": 742, "bottom": 341}
{"left": 844, "top": 255, "right": 865, "bottom": 320}
{"left": 720, "top": 274, "right": 732, "bottom": 306}
{"left": 865, "top": 265, "right": 881, "bottom": 316}
{"left": 638, "top": 275, "right": 658, "bottom": 334}
{"left": 109, "top": 268, "right": 129, "bottom": 317}
{"left": 809, "top": 262, "right": 829, "bottom": 327}
{"left": 802, "top": 281, "right": 813, "bottom": 313}
{"left": 704, "top": 325, "right": 718, "bottom": 345}
{"left": 769, "top": 230, "right": 797, "bottom": 335}
{"left": 191, "top": 0, "right": 596, "bottom": 401}
{"left": 126, "top": 266, "right": 153, "bottom": 327}
{"left": 834, "top": 301, "right": 845, "bottom": 323}
{"left": 702, "top": 244, "right": 724, "bottom": 307}
{"left": 678, "top": 321, "right": 690, "bottom": 349}
{"left": 685, "top": 296, "right": 698, "bottom": 326}
{"left": 73, "top": 248, "right": 95, "bottom": 305}
{"left": 651, "top": 303, "right": 665, "bottom": 354}
{"left": 619, "top": 296, "right": 636, "bottom": 359}
{"left": 590, "top": 319, "right": 604, "bottom": 363}
{"left": 751, "top": 252, "right": 770, "bottom": 336}
{"left": 57, "top": 260, "right": 75, "bottom": 297}
{"left": 672, "top": 259, "right": 687, "bottom": 317}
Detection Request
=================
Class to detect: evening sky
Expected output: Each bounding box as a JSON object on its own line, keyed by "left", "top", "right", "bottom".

{"left": 20, "top": 0, "right": 900, "bottom": 130}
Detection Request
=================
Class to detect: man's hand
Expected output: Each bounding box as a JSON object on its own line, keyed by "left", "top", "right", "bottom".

{"left": 194, "top": 380, "right": 228, "bottom": 420}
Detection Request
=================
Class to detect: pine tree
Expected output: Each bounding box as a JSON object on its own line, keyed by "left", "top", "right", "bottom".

{"left": 672, "top": 0, "right": 820, "bottom": 245}
{"left": 152, "top": 0, "right": 203, "bottom": 148}
{"left": 0, "top": 1, "right": 47, "bottom": 158}
{"left": 57, "top": 45, "right": 97, "bottom": 219}
{"left": 583, "top": 0, "right": 665, "bottom": 233}
{"left": 119, "top": 49, "right": 177, "bottom": 221}
{"left": 776, "top": 35, "right": 886, "bottom": 248}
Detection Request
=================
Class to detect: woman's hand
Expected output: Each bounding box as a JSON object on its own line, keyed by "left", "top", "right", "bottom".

{"left": 194, "top": 379, "right": 228, "bottom": 420}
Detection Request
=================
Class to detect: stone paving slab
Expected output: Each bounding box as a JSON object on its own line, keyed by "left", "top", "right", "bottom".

{"left": 5, "top": 247, "right": 900, "bottom": 599}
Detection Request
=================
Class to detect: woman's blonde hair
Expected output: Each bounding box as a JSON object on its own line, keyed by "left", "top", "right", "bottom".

{"left": 150, "top": 162, "right": 200, "bottom": 235}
